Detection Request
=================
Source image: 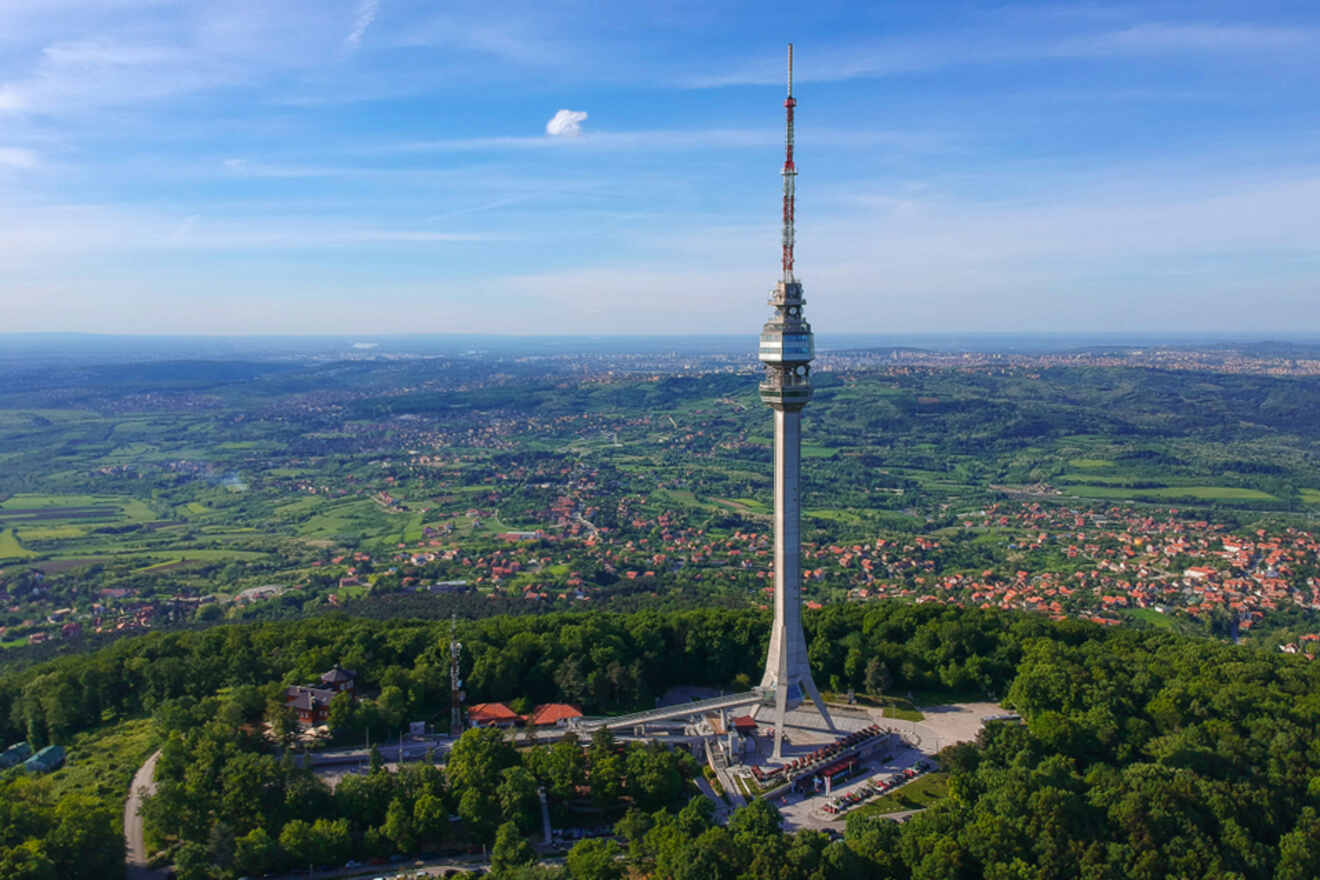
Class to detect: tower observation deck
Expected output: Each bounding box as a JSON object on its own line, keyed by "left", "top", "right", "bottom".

{"left": 755, "top": 43, "right": 836, "bottom": 759}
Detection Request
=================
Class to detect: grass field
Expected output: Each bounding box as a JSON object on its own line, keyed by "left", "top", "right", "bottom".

{"left": 42, "top": 717, "right": 157, "bottom": 822}
{"left": 1063, "top": 485, "right": 1277, "bottom": 502}
{"left": 807, "top": 508, "right": 866, "bottom": 525}
{"left": 1302, "top": 489, "right": 1320, "bottom": 505}
{"left": 883, "top": 703, "right": 926, "bottom": 722}
{"left": 16, "top": 524, "right": 91, "bottom": 540}
{"left": 822, "top": 693, "right": 925, "bottom": 721}
{"left": 134, "top": 557, "right": 184, "bottom": 573}
{"left": 1068, "top": 458, "right": 1116, "bottom": 469}
{"left": 0, "top": 528, "right": 35, "bottom": 559}
{"left": 1056, "top": 472, "right": 1185, "bottom": 485}
{"left": 653, "top": 488, "right": 722, "bottom": 513}
{"left": 855, "top": 772, "right": 949, "bottom": 816}
{"left": 0, "top": 493, "right": 118, "bottom": 509}
{"left": 712, "top": 497, "right": 770, "bottom": 517}
{"left": 1122, "top": 607, "right": 1179, "bottom": 631}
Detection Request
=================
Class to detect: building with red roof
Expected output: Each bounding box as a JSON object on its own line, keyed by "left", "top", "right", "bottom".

{"left": 467, "top": 702, "right": 522, "bottom": 728}
{"left": 528, "top": 703, "right": 583, "bottom": 727}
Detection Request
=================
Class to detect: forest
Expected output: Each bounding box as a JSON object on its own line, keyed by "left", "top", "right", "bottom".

{"left": 4, "top": 601, "right": 1320, "bottom": 878}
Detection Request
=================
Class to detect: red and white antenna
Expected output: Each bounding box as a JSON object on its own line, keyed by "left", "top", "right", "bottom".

{"left": 781, "top": 42, "right": 797, "bottom": 283}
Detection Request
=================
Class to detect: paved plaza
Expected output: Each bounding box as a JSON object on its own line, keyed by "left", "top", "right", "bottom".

{"left": 725, "top": 700, "right": 1005, "bottom": 830}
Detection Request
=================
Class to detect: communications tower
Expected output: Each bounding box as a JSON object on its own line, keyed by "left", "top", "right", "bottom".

{"left": 756, "top": 43, "right": 836, "bottom": 759}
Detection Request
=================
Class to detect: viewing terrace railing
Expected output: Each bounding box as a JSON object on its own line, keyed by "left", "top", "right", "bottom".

{"left": 570, "top": 690, "right": 764, "bottom": 731}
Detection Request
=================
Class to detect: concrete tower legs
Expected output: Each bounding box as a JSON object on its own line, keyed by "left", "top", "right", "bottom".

{"left": 759, "top": 407, "right": 835, "bottom": 759}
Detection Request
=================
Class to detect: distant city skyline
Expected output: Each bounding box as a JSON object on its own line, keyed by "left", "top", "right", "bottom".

{"left": 2, "top": 1, "right": 1318, "bottom": 334}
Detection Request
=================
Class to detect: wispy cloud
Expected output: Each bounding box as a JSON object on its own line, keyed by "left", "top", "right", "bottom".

{"left": 546, "top": 109, "right": 587, "bottom": 137}
{"left": 0, "top": 199, "right": 493, "bottom": 264}
{"left": 392, "top": 126, "right": 944, "bottom": 154}
{"left": 345, "top": 0, "right": 379, "bottom": 50}
{"left": 0, "top": 147, "right": 39, "bottom": 169}
{"left": 688, "top": 20, "right": 1318, "bottom": 88}
{"left": 1064, "top": 22, "right": 1316, "bottom": 55}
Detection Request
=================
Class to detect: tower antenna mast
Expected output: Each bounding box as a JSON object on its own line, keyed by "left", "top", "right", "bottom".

{"left": 782, "top": 43, "right": 797, "bottom": 283}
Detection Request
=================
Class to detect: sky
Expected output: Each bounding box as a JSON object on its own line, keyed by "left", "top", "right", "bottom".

{"left": 2, "top": 0, "right": 1319, "bottom": 336}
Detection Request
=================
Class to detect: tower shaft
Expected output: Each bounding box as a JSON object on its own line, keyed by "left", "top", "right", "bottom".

{"left": 755, "top": 43, "right": 835, "bottom": 760}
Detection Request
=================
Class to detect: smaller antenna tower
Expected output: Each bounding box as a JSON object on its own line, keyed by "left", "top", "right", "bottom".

{"left": 449, "top": 613, "right": 464, "bottom": 734}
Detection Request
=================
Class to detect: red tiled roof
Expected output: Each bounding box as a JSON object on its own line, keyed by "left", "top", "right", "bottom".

{"left": 467, "top": 702, "right": 520, "bottom": 722}
{"left": 529, "top": 703, "right": 583, "bottom": 726}
{"left": 731, "top": 715, "right": 758, "bottom": 731}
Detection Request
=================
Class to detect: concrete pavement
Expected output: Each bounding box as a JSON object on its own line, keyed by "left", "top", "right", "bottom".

{"left": 124, "top": 749, "right": 164, "bottom": 880}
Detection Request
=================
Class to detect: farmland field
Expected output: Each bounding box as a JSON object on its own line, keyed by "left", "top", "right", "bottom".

{"left": 0, "top": 529, "right": 34, "bottom": 560}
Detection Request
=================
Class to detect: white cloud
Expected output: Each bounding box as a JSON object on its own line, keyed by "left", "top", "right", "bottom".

{"left": 545, "top": 109, "right": 587, "bottom": 137}
{"left": 0, "top": 147, "right": 38, "bottom": 169}
{"left": 346, "top": 0, "right": 379, "bottom": 49}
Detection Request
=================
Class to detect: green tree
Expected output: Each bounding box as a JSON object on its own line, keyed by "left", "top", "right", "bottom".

{"left": 46, "top": 794, "right": 123, "bottom": 880}
{"left": 173, "top": 841, "right": 213, "bottom": 880}
{"left": 726, "top": 798, "right": 781, "bottom": 839}
{"left": 278, "top": 819, "right": 315, "bottom": 870}
{"left": 624, "top": 744, "right": 683, "bottom": 810}
{"left": 458, "top": 788, "right": 501, "bottom": 843}
{"left": 310, "top": 817, "right": 351, "bottom": 865}
{"left": 566, "top": 837, "right": 622, "bottom": 880}
{"left": 413, "top": 792, "right": 450, "bottom": 847}
{"left": 526, "top": 738, "right": 586, "bottom": 800}
{"left": 328, "top": 690, "right": 356, "bottom": 732}
{"left": 378, "top": 685, "right": 409, "bottom": 732}
{"left": 384, "top": 798, "right": 417, "bottom": 854}
{"left": 589, "top": 752, "right": 623, "bottom": 808}
{"left": 234, "top": 827, "right": 277, "bottom": 877}
{"left": 677, "top": 795, "right": 714, "bottom": 837}
{"left": 1278, "top": 807, "right": 1320, "bottom": 880}
{"left": 448, "top": 727, "right": 519, "bottom": 792}
{"left": 497, "top": 766, "right": 541, "bottom": 833}
{"left": 266, "top": 696, "right": 298, "bottom": 750}
{"left": 491, "top": 821, "right": 537, "bottom": 874}
{"left": 0, "top": 841, "right": 57, "bottom": 880}
{"left": 864, "top": 657, "right": 892, "bottom": 697}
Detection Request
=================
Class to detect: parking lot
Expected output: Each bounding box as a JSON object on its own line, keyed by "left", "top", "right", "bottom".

{"left": 739, "top": 700, "right": 1003, "bottom": 830}
{"left": 773, "top": 736, "right": 929, "bottom": 830}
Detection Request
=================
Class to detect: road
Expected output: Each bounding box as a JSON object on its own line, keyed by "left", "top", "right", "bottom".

{"left": 695, "top": 776, "right": 733, "bottom": 824}
{"left": 124, "top": 749, "right": 164, "bottom": 880}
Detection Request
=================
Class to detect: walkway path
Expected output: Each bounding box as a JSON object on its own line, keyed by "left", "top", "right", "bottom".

{"left": 695, "top": 775, "right": 733, "bottom": 825}
{"left": 124, "top": 749, "right": 164, "bottom": 880}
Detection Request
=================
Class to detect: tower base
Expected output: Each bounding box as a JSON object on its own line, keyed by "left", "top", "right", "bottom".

{"left": 753, "top": 674, "right": 836, "bottom": 760}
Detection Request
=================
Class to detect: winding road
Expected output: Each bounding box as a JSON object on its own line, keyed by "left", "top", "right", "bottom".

{"left": 124, "top": 749, "right": 164, "bottom": 880}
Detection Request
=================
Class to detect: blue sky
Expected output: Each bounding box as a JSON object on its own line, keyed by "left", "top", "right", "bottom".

{"left": 2, "top": 0, "right": 1318, "bottom": 335}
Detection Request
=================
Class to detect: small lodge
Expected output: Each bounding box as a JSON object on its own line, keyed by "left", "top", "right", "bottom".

{"left": 467, "top": 702, "right": 522, "bottom": 728}
{"left": 528, "top": 703, "right": 583, "bottom": 727}
{"left": 320, "top": 664, "right": 357, "bottom": 694}
{"left": 285, "top": 686, "right": 336, "bottom": 727}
